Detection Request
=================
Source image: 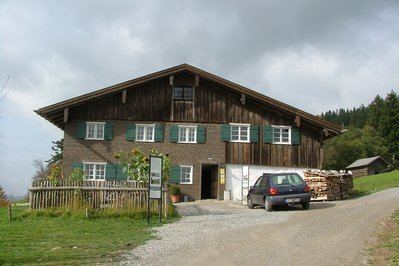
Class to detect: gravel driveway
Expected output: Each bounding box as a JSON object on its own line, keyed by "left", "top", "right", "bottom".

{"left": 121, "top": 188, "right": 399, "bottom": 266}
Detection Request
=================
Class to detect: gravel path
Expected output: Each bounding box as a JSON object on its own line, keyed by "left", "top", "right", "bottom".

{"left": 121, "top": 200, "right": 291, "bottom": 265}
{"left": 121, "top": 188, "right": 399, "bottom": 266}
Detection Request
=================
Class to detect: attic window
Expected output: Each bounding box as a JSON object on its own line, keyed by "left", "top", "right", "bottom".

{"left": 174, "top": 86, "right": 193, "bottom": 100}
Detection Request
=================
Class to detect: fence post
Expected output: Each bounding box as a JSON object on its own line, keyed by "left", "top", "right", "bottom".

{"left": 8, "top": 203, "right": 12, "bottom": 222}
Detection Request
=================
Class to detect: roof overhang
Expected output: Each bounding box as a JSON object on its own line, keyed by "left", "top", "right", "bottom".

{"left": 35, "top": 63, "right": 342, "bottom": 135}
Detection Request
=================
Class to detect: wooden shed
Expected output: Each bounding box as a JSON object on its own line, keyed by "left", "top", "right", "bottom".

{"left": 346, "top": 156, "right": 393, "bottom": 178}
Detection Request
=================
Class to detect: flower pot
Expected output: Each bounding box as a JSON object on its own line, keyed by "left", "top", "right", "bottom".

{"left": 171, "top": 194, "right": 180, "bottom": 203}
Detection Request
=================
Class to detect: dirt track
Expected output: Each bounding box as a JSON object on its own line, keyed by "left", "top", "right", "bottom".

{"left": 170, "top": 188, "right": 399, "bottom": 266}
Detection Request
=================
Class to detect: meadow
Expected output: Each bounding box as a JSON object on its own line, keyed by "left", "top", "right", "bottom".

{"left": 0, "top": 206, "right": 177, "bottom": 265}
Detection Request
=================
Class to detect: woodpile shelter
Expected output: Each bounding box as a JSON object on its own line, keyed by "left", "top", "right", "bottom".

{"left": 35, "top": 64, "right": 342, "bottom": 202}
{"left": 346, "top": 156, "right": 393, "bottom": 178}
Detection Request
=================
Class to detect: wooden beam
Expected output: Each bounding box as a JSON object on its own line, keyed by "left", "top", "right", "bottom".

{"left": 295, "top": 115, "right": 301, "bottom": 127}
{"left": 240, "top": 93, "right": 246, "bottom": 105}
{"left": 195, "top": 75, "right": 200, "bottom": 87}
{"left": 169, "top": 75, "right": 174, "bottom": 86}
{"left": 323, "top": 128, "right": 329, "bottom": 137}
{"left": 122, "top": 89, "right": 127, "bottom": 104}
{"left": 63, "top": 108, "right": 69, "bottom": 123}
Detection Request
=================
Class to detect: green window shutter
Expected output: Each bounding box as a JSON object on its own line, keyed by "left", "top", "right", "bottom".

{"left": 170, "top": 125, "right": 179, "bottom": 143}
{"left": 116, "top": 164, "right": 128, "bottom": 180}
{"left": 76, "top": 122, "right": 86, "bottom": 139}
{"left": 220, "top": 124, "right": 231, "bottom": 141}
{"left": 250, "top": 125, "right": 259, "bottom": 143}
{"left": 104, "top": 123, "right": 113, "bottom": 140}
{"left": 263, "top": 126, "right": 273, "bottom": 144}
{"left": 72, "top": 162, "right": 84, "bottom": 171}
{"left": 154, "top": 124, "right": 164, "bottom": 142}
{"left": 197, "top": 126, "right": 206, "bottom": 144}
{"left": 291, "top": 127, "right": 301, "bottom": 145}
{"left": 105, "top": 164, "right": 116, "bottom": 180}
{"left": 126, "top": 124, "right": 136, "bottom": 141}
{"left": 170, "top": 165, "right": 181, "bottom": 184}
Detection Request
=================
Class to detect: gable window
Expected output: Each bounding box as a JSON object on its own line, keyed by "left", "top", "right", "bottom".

{"left": 83, "top": 162, "right": 106, "bottom": 180}
{"left": 272, "top": 126, "right": 291, "bottom": 144}
{"left": 86, "top": 122, "right": 105, "bottom": 140}
{"left": 136, "top": 124, "right": 155, "bottom": 142}
{"left": 174, "top": 86, "right": 193, "bottom": 100}
{"left": 178, "top": 126, "right": 197, "bottom": 143}
{"left": 180, "top": 165, "right": 193, "bottom": 184}
{"left": 231, "top": 124, "right": 250, "bottom": 142}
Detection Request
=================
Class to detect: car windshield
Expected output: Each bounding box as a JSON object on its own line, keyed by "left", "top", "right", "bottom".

{"left": 271, "top": 174, "right": 304, "bottom": 186}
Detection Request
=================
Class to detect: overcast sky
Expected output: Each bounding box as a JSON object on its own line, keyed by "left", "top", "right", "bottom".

{"left": 1, "top": 0, "right": 398, "bottom": 197}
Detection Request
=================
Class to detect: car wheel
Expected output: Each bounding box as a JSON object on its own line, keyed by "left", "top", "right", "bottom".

{"left": 302, "top": 202, "right": 310, "bottom": 210}
{"left": 264, "top": 198, "right": 273, "bottom": 212}
{"left": 247, "top": 196, "right": 254, "bottom": 209}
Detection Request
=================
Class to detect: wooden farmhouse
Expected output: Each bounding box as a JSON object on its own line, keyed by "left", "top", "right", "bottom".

{"left": 35, "top": 64, "right": 342, "bottom": 201}
{"left": 346, "top": 156, "right": 393, "bottom": 178}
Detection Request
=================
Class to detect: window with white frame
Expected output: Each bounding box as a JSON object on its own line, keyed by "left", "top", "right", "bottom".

{"left": 231, "top": 124, "right": 250, "bottom": 142}
{"left": 86, "top": 122, "right": 105, "bottom": 140}
{"left": 83, "top": 163, "right": 106, "bottom": 180}
{"left": 273, "top": 126, "right": 291, "bottom": 144}
{"left": 180, "top": 165, "right": 193, "bottom": 184}
{"left": 136, "top": 124, "right": 155, "bottom": 142}
{"left": 178, "top": 126, "right": 197, "bottom": 143}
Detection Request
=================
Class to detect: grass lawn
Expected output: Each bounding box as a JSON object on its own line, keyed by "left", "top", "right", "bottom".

{"left": 352, "top": 170, "right": 399, "bottom": 197}
{"left": 352, "top": 170, "right": 399, "bottom": 265}
{"left": 0, "top": 206, "right": 176, "bottom": 265}
{"left": 369, "top": 209, "right": 399, "bottom": 265}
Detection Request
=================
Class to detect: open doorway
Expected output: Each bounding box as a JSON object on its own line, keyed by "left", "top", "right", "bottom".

{"left": 201, "top": 164, "right": 219, "bottom": 199}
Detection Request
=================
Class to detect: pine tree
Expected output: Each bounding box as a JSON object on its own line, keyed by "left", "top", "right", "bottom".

{"left": 0, "top": 184, "right": 8, "bottom": 207}
{"left": 46, "top": 139, "right": 63, "bottom": 164}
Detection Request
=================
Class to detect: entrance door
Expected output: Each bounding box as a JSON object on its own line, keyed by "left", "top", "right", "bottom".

{"left": 201, "top": 165, "right": 219, "bottom": 199}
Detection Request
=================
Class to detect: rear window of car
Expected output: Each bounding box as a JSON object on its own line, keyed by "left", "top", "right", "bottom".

{"left": 271, "top": 174, "right": 305, "bottom": 186}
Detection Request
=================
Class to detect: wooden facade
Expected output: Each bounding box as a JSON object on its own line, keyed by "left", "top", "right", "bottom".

{"left": 36, "top": 64, "right": 342, "bottom": 200}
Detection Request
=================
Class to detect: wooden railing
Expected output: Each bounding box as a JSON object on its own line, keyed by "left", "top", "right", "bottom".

{"left": 29, "top": 180, "right": 169, "bottom": 215}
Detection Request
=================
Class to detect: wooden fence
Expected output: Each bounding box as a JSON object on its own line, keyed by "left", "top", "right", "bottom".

{"left": 29, "top": 180, "right": 169, "bottom": 215}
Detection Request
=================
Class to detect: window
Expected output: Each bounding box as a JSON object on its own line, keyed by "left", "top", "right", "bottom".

{"left": 271, "top": 174, "right": 304, "bottom": 186}
{"left": 86, "top": 122, "right": 105, "bottom": 140}
{"left": 272, "top": 126, "right": 291, "bottom": 144}
{"left": 231, "top": 124, "right": 250, "bottom": 142}
{"left": 180, "top": 166, "right": 193, "bottom": 184}
{"left": 83, "top": 163, "right": 106, "bottom": 180}
{"left": 174, "top": 86, "right": 193, "bottom": 100}
{"left": 136, "top": 124, "right": 155, "bottom": 142}
{"left": 178, "top": 126, "right": 197, "bottom": 143}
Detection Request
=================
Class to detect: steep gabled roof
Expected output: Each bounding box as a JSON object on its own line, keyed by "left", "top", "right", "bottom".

{"left": 35, "top": 63, "right": 342, "bottom": 134}
{"left": 346, "top": 156, "right": 392, "bottom": 169}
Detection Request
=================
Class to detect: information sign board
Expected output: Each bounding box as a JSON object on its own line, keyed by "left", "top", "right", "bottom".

{"left": 149, "top": 156, "right": 162, "bottom": 199}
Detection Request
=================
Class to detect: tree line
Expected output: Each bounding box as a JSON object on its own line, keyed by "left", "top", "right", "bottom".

{"left": 321, "top": 90, "right": 398, "bottom": 170}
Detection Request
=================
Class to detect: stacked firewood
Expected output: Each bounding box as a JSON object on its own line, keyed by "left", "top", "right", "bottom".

{"left": 303, "top": 170, "right": 353, "bottom": 201}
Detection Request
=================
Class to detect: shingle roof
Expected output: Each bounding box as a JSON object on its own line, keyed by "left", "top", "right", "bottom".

{"left": 346, "top": 156, "right": 387, "bottom": 169}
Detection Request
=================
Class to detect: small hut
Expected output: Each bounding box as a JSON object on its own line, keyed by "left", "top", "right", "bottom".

{"left": 346, "top": 156, "right": 392, "bottom": 178}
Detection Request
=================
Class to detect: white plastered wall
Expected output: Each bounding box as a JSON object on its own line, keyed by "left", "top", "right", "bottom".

{"left": 225, "top": 164, "right": 317, "bottom": 202}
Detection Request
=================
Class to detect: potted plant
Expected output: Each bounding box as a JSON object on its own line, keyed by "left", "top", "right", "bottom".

{"left": 169, "top": 184, "right": 181, "bottom": 203}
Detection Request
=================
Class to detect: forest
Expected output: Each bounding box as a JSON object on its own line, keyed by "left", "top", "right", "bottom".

{"left": 320, "top": 90, "right": 398, "bottom": 170}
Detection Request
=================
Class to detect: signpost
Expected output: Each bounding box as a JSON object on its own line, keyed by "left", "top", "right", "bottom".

{"left": 148, "top": 156, "right": 163, "bottom": 224}
{"left": 242, "top": 165, "right": 249, "bottom": 205}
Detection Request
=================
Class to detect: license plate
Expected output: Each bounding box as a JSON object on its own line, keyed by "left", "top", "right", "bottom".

{"left": 285, "top": 198, "right": 300, "bottom": 203}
